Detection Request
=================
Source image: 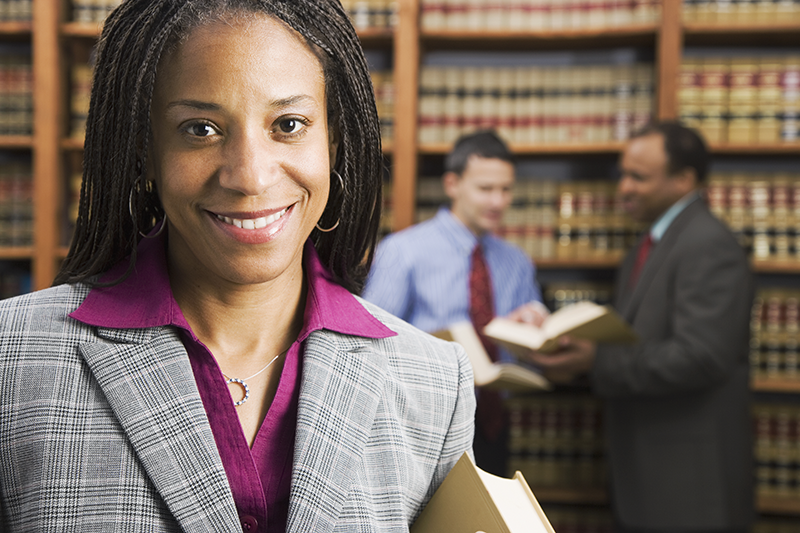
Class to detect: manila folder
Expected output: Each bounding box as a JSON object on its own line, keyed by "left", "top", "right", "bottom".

{"left": 411, "top": 452, "right": 556, "bottom": 533}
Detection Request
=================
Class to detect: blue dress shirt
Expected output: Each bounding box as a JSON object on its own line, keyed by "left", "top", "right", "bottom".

{"left": 363, "top": 208, "right": 543, "bottom": 358}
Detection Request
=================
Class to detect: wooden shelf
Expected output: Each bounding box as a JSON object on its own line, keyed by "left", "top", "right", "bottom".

{"left": 356, "top": 27, "right": 394, "bottom": 46}
{"left": 421, "top": 24, "right": 658, "bottom": 50}
{"left": 0, "top": 247, "right": 33, "bottom": 260}
{"left": 536, "top": 257, "right": 622, "bottom": 270}
{"left": 710, "top": 144, "right": 800, "bottom": 156}
{"left": 61, "top": 21, "right": 102, "bottom": 38}
{"left": 0, "top": 21, "right": 32, "bottom": 35}
{"left": 758, "top": 494, "right": 800, "bottom": 516}
{"left": 683, "top": 22, "right": 800, "bottom": 45}
{"left": 419, "top": 142, "right": 625, "bottom": 156}
{"left": 530, "top": 487, "right": 608, "bottom": 505}
{"left": 62, "top": 137, "right": 84, "bottom": 150}
{"left": 752, "top": 261, "right": 800, "bottom": 274}
{"left": 752, "top": 378, "right": 800, "bottom": 394}
{"left": 0, "top": 136, "right": 33, "bottom": 149}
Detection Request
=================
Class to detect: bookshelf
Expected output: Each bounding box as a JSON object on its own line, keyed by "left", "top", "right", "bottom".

{"left": 10, "top": 0, "right": 800, "bottom": 526}
{"left": 19, "top": 0, "right": 800, "bottom": 291}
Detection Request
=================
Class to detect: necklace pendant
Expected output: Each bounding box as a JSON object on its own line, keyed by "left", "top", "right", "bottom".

{"left": 226, "top": 377, "right": 250, "bottom": 406}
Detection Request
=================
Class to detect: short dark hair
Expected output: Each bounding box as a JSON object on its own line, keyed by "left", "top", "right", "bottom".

{"left": 55, "top": 0, "right": 383, "bottom": 293}
{"left": 444, "top": 130, "right": 514, "bottom": 175}
{"left": 631, "top": 121, "right": 710, "bottom": 183}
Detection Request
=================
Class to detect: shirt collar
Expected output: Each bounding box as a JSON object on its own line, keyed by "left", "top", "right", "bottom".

{"left": 649, "top": 191, "right": 700, "bottom": 243}
{"left": 70, "top": 235, "right": 395, "bottom": 341}
{"left": 436, "top": 206, "right": 480, "bottom": 255}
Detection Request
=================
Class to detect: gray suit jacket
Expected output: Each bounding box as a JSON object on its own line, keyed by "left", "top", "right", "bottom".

{"left": 0, "top": 283, "right": 475, "bottom": 532}
{"left": 593, "top": 198, "right": 754, "bottom": 530}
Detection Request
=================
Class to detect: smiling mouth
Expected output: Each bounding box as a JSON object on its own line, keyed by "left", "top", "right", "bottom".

{"left": 215, "top": 207, "right": 288, "bottom": 229}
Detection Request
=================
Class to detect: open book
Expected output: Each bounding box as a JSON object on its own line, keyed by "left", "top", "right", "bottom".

{"left": 411, "top": 452, "right": 556, "bottom": 533}
{"left": 484, "top": 300, "right": 637, "bottom": 356}
{"left": 433, "top": 322, "right": 551, "bottom": 392}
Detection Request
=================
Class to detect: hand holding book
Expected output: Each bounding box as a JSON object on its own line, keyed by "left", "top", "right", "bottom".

{"left": 483, "top": 301, "right": 637, "bottom": 384}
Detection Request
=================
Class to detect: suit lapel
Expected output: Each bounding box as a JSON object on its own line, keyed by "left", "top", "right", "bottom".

{"left": 620, "top": 199, "right": 704, "bottom": 321}
{"left": 288, "top": 330, "right": 387, "bottom": 533}
{"left": 79, "top": 326, "right": 240, "bottom": 533}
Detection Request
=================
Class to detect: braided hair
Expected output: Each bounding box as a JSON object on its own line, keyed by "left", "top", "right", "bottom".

{"left": 54, "top": 0, "right": 383, "bottom": 294}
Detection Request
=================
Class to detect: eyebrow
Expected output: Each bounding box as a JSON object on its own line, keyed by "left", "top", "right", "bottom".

{"left": 165, "top": 94, "right": 317, "bottom": 111}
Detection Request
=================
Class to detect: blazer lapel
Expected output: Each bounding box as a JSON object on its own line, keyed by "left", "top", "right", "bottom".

{"left": 79, "top": 326, "right": 240, "bottom": 533}
{"left": 288, "top": 330, "right": 387, "bottom": 533}
{"left": 620, "top": 199, "right": 704, "bottom": 321}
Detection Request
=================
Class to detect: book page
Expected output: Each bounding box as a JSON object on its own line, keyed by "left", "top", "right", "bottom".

{"left": 539, "top": 301, "right": 606, "bottom": 339}
{"left": 476, "top": 470, "right": 551, "bottom": 533}
{"left": 444, "top": 322, "right": 501, "bottom": 386}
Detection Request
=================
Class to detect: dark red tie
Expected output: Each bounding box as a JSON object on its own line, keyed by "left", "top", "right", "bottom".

{"left": 470, "top": 243, "right": 505, "bottom": 442}
{"left": 629, "top": 233, "right": 654, "bottom": 288}
{"left": 470, "top": 244, "right": 499, "bottom": 361}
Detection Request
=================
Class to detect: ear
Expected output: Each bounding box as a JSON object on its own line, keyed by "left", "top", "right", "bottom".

{"left": 443, "top": 171, "right": 460, "bottom": 200}
{"left": 328, "top": 128, "right": 340, "bottom": 170}
{"left": 673, "top": 167, "right": 698, "bottom": 194}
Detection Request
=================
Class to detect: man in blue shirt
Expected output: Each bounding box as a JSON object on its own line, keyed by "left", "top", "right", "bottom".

{"left": 528, "top": 122, "right": 754, "bottom": 533}
{"left": 363, "top": 130, "right": 545, "bottom": 475}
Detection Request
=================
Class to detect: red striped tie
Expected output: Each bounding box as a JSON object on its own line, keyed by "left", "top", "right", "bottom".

{"left": 470, "top": 243, "right": 505, "bottom": 442}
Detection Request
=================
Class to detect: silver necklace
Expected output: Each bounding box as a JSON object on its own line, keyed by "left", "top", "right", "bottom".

{"left": 222, "top": 350, "right": 286, "bottom": 406}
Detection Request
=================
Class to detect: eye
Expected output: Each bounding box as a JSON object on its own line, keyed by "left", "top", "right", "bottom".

{"left": 184, "top": 122, "right": 218, "bottom": 138}
{"left": 275, "top": 116, "right": 308, "bottom": 137}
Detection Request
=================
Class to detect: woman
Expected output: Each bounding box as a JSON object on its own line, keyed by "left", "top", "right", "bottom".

{"left": 0, "top": 1, "right": 475, "bottom": 531}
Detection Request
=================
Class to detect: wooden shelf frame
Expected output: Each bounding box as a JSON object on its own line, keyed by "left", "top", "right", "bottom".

{"left": 0, "top": 21, "right": 32, "bottom": 35}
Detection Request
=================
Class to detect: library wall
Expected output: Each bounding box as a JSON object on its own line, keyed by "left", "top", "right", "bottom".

{"left": 3, "top": 0, "right": 800, "bottom": 530}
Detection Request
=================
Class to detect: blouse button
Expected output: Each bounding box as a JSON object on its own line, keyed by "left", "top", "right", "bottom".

{"left": 240, "top": 515, "right": 258, "bottom": 532}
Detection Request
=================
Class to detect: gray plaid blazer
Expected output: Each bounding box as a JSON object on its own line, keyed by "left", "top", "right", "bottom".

{"left": 0, "top": 283, "right": 475, "bottom": 532}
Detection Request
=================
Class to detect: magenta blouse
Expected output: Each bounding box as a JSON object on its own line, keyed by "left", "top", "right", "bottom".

{"left": 70, "top": 235, "right": 394, "bottom": 532}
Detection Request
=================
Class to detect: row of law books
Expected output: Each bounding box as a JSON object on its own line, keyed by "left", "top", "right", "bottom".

{"left": 540, "top": 505, "right": 612, "bottom": 533}
{"left": 370, "top": 70, "right": 394, "bottom": 143}
{"left": 341, "top": 0, "right": 397, "bottom": 31}
{"left": 418, "top": 64, "right": 654, "bottom": 147}
{"left": 420, "top": 0, "right": 662, "bottom": 32}
{"left": 679, "top": 55, "right": 800, "bottom": 145}
{"left": 70, "top": 63, "right": 92, "bottom": 139}
{"left": 71, "top": 0, "right": 123, "bottom": 24}
{"left": 706, "top": 172, "right": 800, "bottom": 263}
{"left": 542, "top": 281, "right": 614, "bottom": 312}
{"left": 750, "top": 289, "right": 800, "bottom": 382}
{"left": 0, "top": 53, "right": 32, "bottom": 136}
{"left": 683, "top": 0, "right": 800, "bottom": 24}
{"left": 0, "top": 160, "right": 31, "bottom": 247}
{"left": 0, "top": 0, "right": 30, "bottom": 21}
{"left": 500, "top": 179, "right": 642, "bottom": 261}
{"left": 415, "top": 177, "right": 643, "bottom": 261}
{"left": 506, "top": 394, "right": 607, "bottom": 489}
{"left": 753, "top": 402, "right": 800, "bottom": 499}
{"left": 755, "top": 517, "right": 800, "bottom": 533}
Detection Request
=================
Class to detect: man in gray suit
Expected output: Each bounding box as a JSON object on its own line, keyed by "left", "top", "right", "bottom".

{"left": 529, "top": 122, "right": 754, "bottom": 533}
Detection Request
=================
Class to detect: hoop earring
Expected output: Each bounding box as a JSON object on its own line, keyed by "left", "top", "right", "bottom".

{"left": 145, "top": 215, "right": 168, "bottom": 238}
{"left": 315, "top": 218, "right": 339, "bottom": 232}
{"left": 315, "top": 170, "right": 344, "bottom": 232}
{"left": 129, "top": 177, "right": 167, "bottom": 238}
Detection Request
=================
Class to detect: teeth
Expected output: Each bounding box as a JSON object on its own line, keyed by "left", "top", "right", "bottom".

{"left": 216, "top": 208, "right": 287, "bottom": 230}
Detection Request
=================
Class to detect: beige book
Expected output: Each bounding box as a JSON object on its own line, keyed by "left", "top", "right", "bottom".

{"left": 484, "top": 300, "right": 637, "bottom": 355}
{"left": 411, "top": 452, "right": 555, "bottom": 533}
{"left": 433, "top": 322, "right": 552, "bottom": 392}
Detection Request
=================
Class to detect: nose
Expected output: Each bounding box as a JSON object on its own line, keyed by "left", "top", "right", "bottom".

{"left": 617, "top": 175, "right": 634, "bottom": 196}
{"left": 490, "top": 188, "right": 512, "bottom": 209}
{"left": 218, "top": 128, "right": 281, "bottom": 196}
